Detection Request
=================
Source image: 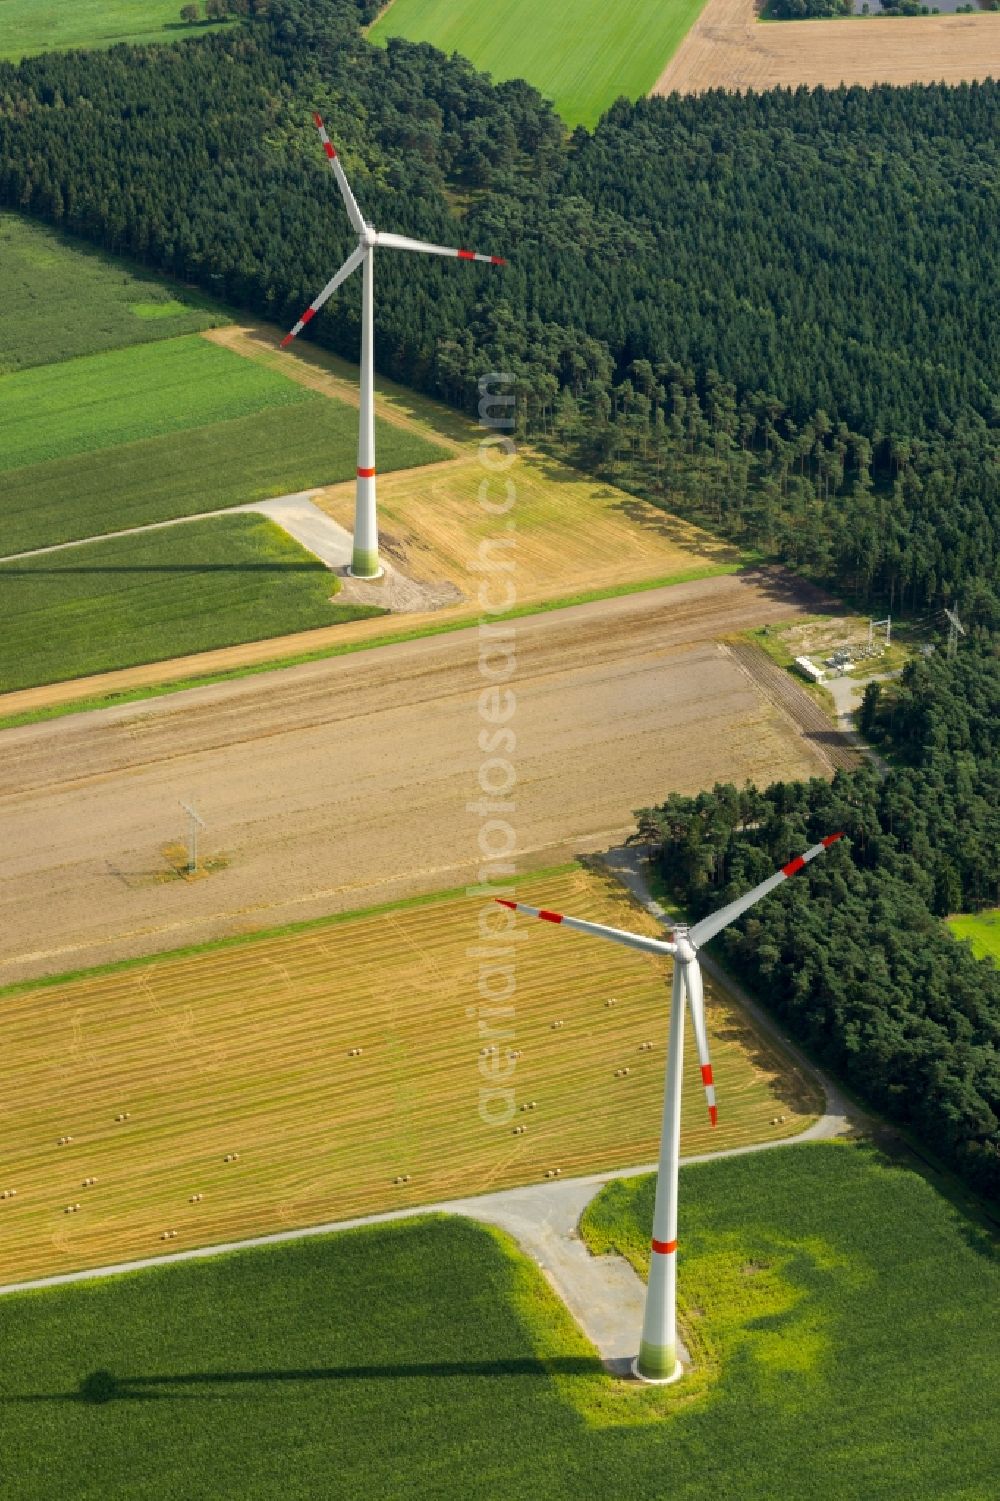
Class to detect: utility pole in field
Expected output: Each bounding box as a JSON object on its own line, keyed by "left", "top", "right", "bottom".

{"left": 179, "top": 801, "right": 206, "bottom": 875}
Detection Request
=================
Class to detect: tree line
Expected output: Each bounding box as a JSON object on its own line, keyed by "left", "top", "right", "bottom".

{"left": 636, "top": 640, "right": 1000, "bottom": 1199}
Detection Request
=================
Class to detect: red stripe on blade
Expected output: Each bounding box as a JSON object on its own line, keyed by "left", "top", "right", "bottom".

{"left": 323, "top": 141, "right": 336, "bottom": 159}
{"left": 313, "top": 112, "right": 324, "bottom": 128}
{"left": 651, "top": 1238, "right": 677, "bottom": 1255}
{"left": 494, "top": 900, "right": 517, "bottom": 910}
{"left": 822, "top": 832, "right": 844, "bottom": 847}
{"left": 280, "top": 333, "right": 295, "bottom": 348}
{"left": 538, "top": 909, "right": 563, "bottom": 924}
{"left": 457, "top": 249, "right": 475, "bottom": 260}
{"left": 490, "top": 256, "right": 506, "bottom": 265}
{"left": 709, "top": 1105, "right": 718, "bottom": 1127}
{"left": 357, "top": 466, "right": 376, "bottom": 478}
{"left": 301, "top": 307, "right": 316, "bottom": 324}
{"left": 781, "top": 855, "right": 805, "bottom": 877}
{"left": 700, "top": 1064, "right": 714, "bottom": 1086}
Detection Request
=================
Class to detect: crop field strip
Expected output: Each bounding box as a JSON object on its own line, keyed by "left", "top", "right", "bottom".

{"left": 0, "top": 337, "right": 312, "bottom": 474}
{"left": 0, "top": 213, "right": 225, "bottom": 373}
{"left": 369, "top": 0, "right": 711, "bottom": 129}
{"left": 0, "top": 1, "right": 230, "bottom": 60}
{"left": 0, "top": 395, "right": 442, "bottom": 558}
{"left": 655, "top": 0, "right": 1000, "bottom": 94}
{"left": 0, "top": 515, "right": 384, "bottom": 694}
{"left": 0, "top": 868, "right": 819, "bottom": 1284}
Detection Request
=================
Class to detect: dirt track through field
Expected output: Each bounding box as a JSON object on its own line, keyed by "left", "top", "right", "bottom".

{"left": 655, "top": 0, "right": 999, "bottom": 93}
{"left": 724, "top": 640, "right": 862, "bottom": 772}
{"left": 0, "top": 572, "right": 839, "bottom": 984}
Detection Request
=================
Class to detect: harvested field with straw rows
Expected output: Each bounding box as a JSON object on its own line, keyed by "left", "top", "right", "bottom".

{"left": 0, "top": 867, "right": 820, "bottom": 1284}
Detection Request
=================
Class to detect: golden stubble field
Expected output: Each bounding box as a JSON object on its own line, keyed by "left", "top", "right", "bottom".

{"left": 0, "top": 868, "right": 820, "bottom": 1285}
{"left": 656, "top": 0, "right": 1000, "bottom": 94}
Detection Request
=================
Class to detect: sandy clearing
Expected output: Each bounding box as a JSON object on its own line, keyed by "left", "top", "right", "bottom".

{"left": 0, "top": 572, "right": 827, "bottom": 984}
{"left": 655, "top": 0, "right": 999, "bottom": 94}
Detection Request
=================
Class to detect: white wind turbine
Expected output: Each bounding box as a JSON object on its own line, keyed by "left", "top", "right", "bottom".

{"left": 282, "top": 114, "right": 506, "bottom": 579}
{"left": 497, "top": 831, "right": 843, "bottom": 1383}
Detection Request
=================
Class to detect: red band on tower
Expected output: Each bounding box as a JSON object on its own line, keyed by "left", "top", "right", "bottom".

{"left": 651, "top": 1238, "right": 677, "bottom": 1255}
{"left": 357, "top": 466, "right": 376, "bottom": 478}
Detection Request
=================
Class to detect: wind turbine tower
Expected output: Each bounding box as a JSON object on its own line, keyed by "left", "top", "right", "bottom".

{"left": 498, "top": 832, "right": 843, "bottom": 1383}
{"left": 282, "top": 115, "right": 506, "bottom": 578}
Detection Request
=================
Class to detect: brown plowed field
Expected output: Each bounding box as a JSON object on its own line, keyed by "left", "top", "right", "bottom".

{"left": 724, "top": 639, "right": 861, "bottom": 772}
{"left": 655, "top": 0, "right": 999, "bottom": 94}
{"left": 0, "top": 572, "right": 828, "bottom": 984}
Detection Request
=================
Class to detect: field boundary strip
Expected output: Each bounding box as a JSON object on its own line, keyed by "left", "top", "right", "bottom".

{"left": 0, "top": 563, "right": 743, "bottom": 728}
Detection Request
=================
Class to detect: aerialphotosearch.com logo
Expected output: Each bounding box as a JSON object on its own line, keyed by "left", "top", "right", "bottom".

{"left": 466, "top": 372, "right": 520, "bottom": 1128}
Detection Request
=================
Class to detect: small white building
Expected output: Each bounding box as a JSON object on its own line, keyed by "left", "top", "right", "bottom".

{"left": 794, "top": 655, "right": 826, "bottom": 684}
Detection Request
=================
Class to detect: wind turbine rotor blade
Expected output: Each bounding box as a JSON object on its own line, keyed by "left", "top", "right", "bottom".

{"left": 688, "top": 833, "right": 844, "bottom": 948}
{"left": 376, "top": 230, "right": 506, "bottom": 266}
{"left": 280, "top": 244, "right": 365, "bottom": 347}
{"left": 313, "top": 113, "right": 366, "bottom": 236}
{"left": 681, "top": 960, "right": 717, "bottom": 1126}
{"left": 494, "top": 900, "right": 675, "bottom": 958}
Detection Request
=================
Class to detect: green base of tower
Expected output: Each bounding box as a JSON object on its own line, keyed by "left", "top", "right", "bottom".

{"left": 634, "top": 1342, "right": 683, "bottom": 1384}
{"left": 349, "top": 549, "right": 383, "bottom": 579}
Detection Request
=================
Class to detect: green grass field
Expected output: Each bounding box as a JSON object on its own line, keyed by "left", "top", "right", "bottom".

{"left": 0, "top": 1145, "right": 994, "bottom": 1500}
{"left": 948, "top": 909, "right": 1000, "bottom": 964}
{"left": 0, "top": 214, "right": 225, "bottom": 374}
{"left": 0, "top": 336, "right": 312, "bottom": 473}
{"left": 1, "top": 375, "right": 443, "bottom": 555}
{"left": 0, "top": 515, "right": 383, "bottom": 692}
{"left": 0, "top": 1, "right": 230, "bottom": 60}
{"left": 369, "top": 0, "right": 709, "bottom": 129}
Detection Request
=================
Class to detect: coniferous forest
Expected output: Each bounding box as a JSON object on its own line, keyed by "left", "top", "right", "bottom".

{"left": 638, "top": 643, "right": 1000, "bottom": 1198}
{"left": 0, "top": 0, "right": 996, "bottom": 1196}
